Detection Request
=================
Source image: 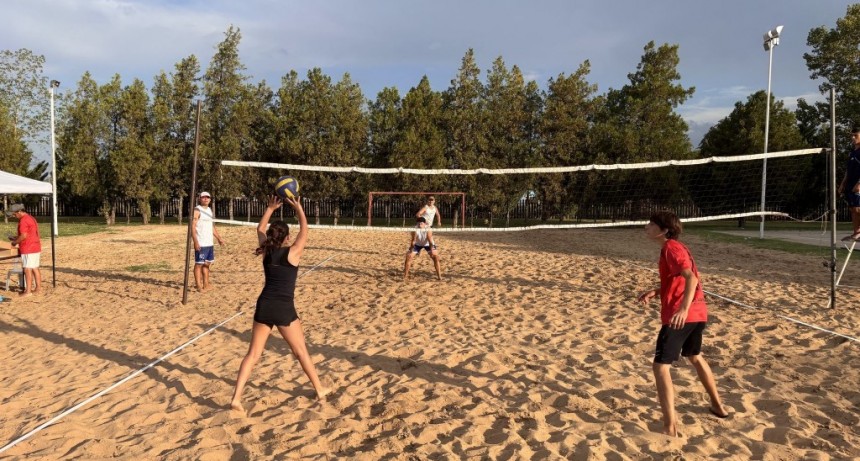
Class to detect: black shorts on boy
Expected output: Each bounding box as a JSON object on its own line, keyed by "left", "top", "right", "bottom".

{"left": 654, "top": 322, "right": 706, "bottom": 364}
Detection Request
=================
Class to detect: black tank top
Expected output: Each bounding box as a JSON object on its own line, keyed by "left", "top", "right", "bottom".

{"left": 258, "top": 246, "right": 298, "bottom": 303}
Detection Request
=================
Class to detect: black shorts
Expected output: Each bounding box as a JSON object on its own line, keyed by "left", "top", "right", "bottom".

{"left": 654, "top": 322, "right": 706, "bottom": 364}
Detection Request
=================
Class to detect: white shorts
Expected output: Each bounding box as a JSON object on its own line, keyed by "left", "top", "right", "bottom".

{"left": 21, "top": 253, "right": 40, "bottom": 269}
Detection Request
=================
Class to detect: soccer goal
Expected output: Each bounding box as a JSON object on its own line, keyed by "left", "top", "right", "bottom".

{"left": 367, "top": 191, "right": 466, "bottom": 228}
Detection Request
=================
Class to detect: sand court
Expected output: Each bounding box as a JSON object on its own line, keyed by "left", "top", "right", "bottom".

{"left": 0, "top": 224, "right": 858, "bottom": 459}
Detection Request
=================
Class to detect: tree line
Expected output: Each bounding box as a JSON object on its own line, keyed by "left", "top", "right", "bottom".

{"left": 2, "top": 5, "right": 859, "bottom": 225}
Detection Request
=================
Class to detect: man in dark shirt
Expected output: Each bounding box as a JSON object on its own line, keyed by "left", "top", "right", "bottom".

{"left": 840, "top": 126, "right": 860, "bottom": 241}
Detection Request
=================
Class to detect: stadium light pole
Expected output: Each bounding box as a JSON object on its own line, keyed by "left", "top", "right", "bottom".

{"left": 49, "top": 79, "right": 60, "bottom": 236}
{"left": 760, "top": 25, "right": 783, "bottom": 239}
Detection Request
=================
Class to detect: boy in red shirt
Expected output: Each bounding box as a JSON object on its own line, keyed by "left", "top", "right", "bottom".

{"left": 637, "top": 211, "right": 728, "bottom": 436}
{"left": 7, "top": 203, "right": 41, "bottom": 296}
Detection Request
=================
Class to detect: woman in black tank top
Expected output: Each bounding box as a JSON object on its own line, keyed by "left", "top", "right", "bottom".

{"left": 230, "top": 195, "right": 327, "bottom": 413}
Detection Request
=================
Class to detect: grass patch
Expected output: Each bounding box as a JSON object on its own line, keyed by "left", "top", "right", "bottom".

{"left": 125, "top": 262, "right": 171, "bottom": 272}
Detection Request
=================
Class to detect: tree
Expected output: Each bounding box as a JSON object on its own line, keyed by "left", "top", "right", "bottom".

{"left": 591, "top": 42, "right": 694, "bottom": 219}
{"left": 113, "top": 78, "right": 154, "bottom": 223}
{"left": 0, "top": 101, "right": 33, "bottom": 175}
{"left": 805, "top": 4, "right": 860, "bottom": 151}
{"left": 57, "top": 73, "right": 112, "bottom": 222}
{"left": 443, "top": 49, "right": 486, "bottom": 223}
{"left": 201, "top": 26, "right": 251, "bottom": 221}
{"left": 483, "top": 58, "right": 540, "bottom": 225}
{"left": 169, "top": 55, "right": 201, "bottom": 224}
{"left": 150, "top": 71, "right": 175, "bottom": 224}
{"left": 538, "top": 61, "right": 599, "bottom": 221}
{"left": 697, "top": 91, "right": 813, "bottom": 217}
{"left": 391, "top": 76, "right": 445, "bottom": 191}
{"left": 0, "top": 49, "right": 49, "bottom": 147}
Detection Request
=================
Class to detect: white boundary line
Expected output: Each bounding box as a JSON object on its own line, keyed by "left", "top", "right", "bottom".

{"left": 632, "top": 262, "right": 860, "bottom": 344}
{"left": 0, "top": 255, "right": 337, "bottom": 455}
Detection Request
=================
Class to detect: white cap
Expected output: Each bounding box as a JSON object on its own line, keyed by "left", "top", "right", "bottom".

{"left": 199, "top": 191, "right": 211, "bottom": 198}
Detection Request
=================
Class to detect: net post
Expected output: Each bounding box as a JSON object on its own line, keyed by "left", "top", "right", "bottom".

{"left": 182, "top": 100, "right": 202, "bottom": 305}
{"left": 830, "top": 88, "right": 837, "bottom": 309}
{"left": 461, "top": 193, "right": 466, "bottom": 228}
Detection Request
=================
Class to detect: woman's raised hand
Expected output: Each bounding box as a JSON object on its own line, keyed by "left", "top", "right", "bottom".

{"left": 267, "top": 195, "right": 283, "bottom": 209}
{"left": 284, "top": 196, "right": 302, "bottom": 210}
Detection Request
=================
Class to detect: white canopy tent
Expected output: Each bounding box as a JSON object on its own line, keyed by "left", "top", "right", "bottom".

{"left": 0, "top": 170, "right": 52, "bottom": 194}
{"left": 1, "top": 169, "right": 56, "bottom": 287}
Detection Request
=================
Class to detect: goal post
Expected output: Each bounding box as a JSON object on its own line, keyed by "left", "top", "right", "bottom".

{"left": 368, "top": 191, "right": 466, "bottom": 228}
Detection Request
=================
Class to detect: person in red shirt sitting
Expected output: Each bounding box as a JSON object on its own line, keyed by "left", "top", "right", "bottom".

{"left": 6, "top": 203, "right": 41, "bottom": 297}
{"left": 637, "top": 211, "right": 728, "bottom": 437}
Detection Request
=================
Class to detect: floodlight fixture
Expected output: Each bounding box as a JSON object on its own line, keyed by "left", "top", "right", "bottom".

{"left": 763, "top": 25, "right": 783, "bottom": 50}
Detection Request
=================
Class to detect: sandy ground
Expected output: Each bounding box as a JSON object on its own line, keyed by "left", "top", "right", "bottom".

{"left": 0, "top": 224, "right": 858, "bottom": 460}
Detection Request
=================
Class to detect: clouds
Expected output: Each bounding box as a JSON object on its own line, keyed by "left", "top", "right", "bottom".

{"left": 0, "top": 0, "right": 851, "bottom": 155}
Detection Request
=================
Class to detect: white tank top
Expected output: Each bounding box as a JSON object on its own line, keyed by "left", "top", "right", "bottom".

{"left": 414, "top": 226, "right": 430, "bottom": 246}
{"left": 421, "top": 205, "right": 437, "bottom": 226}
{"left": 195, "top": 205, "right": 214, "bottom": 246}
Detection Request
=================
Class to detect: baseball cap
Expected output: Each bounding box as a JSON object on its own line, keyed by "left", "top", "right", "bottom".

{"left": 4, "top": 203, "right": 24, "bottom": 217}
{"left": 199, "top": 191, "right": 211, "bottom": 198}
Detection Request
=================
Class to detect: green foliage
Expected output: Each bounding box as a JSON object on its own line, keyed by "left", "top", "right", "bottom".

{"left": 443, "top": 49, "right": 486, "bottom": 214}
{"left": 805, "top": 3, "right": 860, "bottom": 146}
{"left": 0, "top": 49, "right": 49, "bottom": 146}
{"left": 538, "top": 61, "right": 598, "bottom": 221}
{"left": 0, "top": 101, "right": 33, "bottom": 175}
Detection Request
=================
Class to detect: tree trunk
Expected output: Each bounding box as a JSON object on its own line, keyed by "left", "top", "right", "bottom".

{"left": 159, "top": 201, "right": 165, "bottom": 224}
{"left": 312, "top": 200, "right": 319, "bottom": 225}
{"left": 453, "top": 209, "right": 459, "bottom": 229}
{"left": 177, "top": 196, "right": 184, "bottom": 226}
{"left": 333, "top": 201, "right": 340, "bottom": 226}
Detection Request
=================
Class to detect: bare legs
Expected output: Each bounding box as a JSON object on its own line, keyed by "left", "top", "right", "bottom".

{"left": 852, "top": 207, "right": 860, "bottom": 238}
{"left": 230, "top": 320, "right": 326, "bottom": 412}
{"left": 403, "top": 251, "right": 442, "bottom": 280}
{"left": 653, "top": 363, "right": 677, "bottom": 436}
{"left": 277, "top": 320, "right": 327, "bottom": 399}
{"left": 21, "top": 267, "right": 40, "bottom": 296}
{"left": 429, "top": 252, "right": 442, "bottom": 280}
{"left": 687, "top": 354, "right": 728, "bottom": 418}
{"left": 403, "top": 252, "right": 415, "bottom": 280}
{"left": 193, "top": 263, "right": 211, "bottom": 291}
{"left": 653, "top": 355, "right": 727, "bottom": 437}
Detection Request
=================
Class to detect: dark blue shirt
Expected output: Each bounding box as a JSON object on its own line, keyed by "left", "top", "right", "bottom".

{"left": 846, "top": 148, "right": 860, "bottom": 194}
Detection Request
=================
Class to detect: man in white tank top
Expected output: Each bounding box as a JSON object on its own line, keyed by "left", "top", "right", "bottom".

{"left": 404, "top": 217, "right": 442, "bottom": 280}
{"left": 191, "top": 191, "right": 226, "bottom": 291}
{"left": 416, "top": 196, "right": 442, "bottom": 227}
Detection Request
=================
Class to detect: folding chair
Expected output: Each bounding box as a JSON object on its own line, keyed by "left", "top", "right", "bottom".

{"left": 5, "top": 258, "right": 24, "bottom": 292}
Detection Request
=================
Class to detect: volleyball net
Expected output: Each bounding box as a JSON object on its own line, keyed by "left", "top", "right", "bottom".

{"left": 219, "top": 148, "right": 827, "bottom": 232}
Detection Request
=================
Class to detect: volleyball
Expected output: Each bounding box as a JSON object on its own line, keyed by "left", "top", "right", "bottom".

{"left": 275, "top": 176, "right": 300, "bottom": 199}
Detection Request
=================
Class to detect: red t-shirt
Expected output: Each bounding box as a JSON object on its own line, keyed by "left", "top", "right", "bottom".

{"left": 17, "top": 213, "right": 41, "bottom": 254}
{"left": 659, "top": 239, "right": 707, "bottom": 325}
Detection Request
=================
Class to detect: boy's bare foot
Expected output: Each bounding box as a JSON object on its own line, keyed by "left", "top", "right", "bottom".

{"left": 230, "top": 401, "right": 245, "bottom": 413}
{"left": 316, "top": 388, "right": 330, "bottom": 401}
{"left": 19, "top": 292, "right": 32, "bottom": 298}
{"left": 709, "top": 405, "right": 729, "bottom": 418}
{"left": 661, "top": 423, "right": 677, "bottom": 437}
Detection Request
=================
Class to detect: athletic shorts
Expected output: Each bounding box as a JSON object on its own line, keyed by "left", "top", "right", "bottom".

{"left": 21, "top": 253, "right": 40, "bottom": 269}
{"left": 412, "top": 244, "right": 437, "bottom": 254}
{"left": 654, "top": 322, "right": 706, "bottom": 364}
{"left": 195, "top": 246, "right": 215, "bottom": 264}
{"left": 844, "top": 192, "right": 860, "bottom": 208}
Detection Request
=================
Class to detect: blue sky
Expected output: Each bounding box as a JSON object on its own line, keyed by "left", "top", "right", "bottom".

{"left": 1, "top": 1, "right": 853, "bottom": 163}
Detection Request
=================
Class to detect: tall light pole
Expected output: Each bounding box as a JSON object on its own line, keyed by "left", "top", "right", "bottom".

{"left": 50, "top": 79, "right": 60, "bottom": 236}
{"left": 760, "top": 25, "right": 783, "bottom": 239}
